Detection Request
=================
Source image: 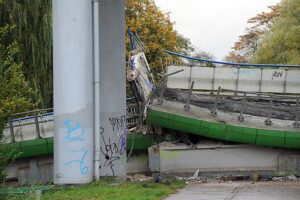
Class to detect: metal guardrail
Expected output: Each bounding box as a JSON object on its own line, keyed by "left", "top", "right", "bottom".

{"left": 6, "top": 109, "right": 53, "bottom": 143}
{"left": 162, "top": 57, "right": 213, "bottom": 69}
{"left": 155, "top": 85, "right": 300, "bottom": 128}
{"left": 5, "top": 103, "right": 144, "bottom": 143}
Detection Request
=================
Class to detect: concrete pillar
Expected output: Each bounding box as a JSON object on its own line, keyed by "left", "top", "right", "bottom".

{"left": 99, "top": 0, "right": 126, "bottom": 176}
{"left": 53, "top": 0, "right": 94, "bottom": 184}
{"left": 29, "top": 159, "right": 39, "bottom": 183}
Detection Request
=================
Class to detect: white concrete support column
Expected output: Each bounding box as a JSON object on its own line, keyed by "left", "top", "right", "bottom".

{"left": 53, "top": 0, "right": 94, "bottom": 184}
{"left": 99, "top": 0, "right": 126, "bottom": 176}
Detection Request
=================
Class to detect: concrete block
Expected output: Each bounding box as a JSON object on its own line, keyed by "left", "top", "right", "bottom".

{"left": 149, "top": 145, "right": 160, "bottom": 172}
{"left": 278, "top": 154, "right": 300, "bottom": 176}
{"left": 150, "top": 143, "right": 296, "bottom": 174}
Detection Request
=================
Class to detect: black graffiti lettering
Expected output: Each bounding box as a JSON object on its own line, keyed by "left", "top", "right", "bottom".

{"left": 272, "top": 71, "right": 283, "bottom": 78}
{"left": 109, "top": 116, "right": 126, "bottom": 132}
{"left": 99, "top": 127, "right": 126, "bottom": 176}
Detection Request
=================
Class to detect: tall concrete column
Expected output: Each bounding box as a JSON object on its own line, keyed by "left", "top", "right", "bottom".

{"left": 53, "top": 0, "right": 94, "bottom": 184}
{"left": 99, "top": 0, "right": 126, "bottom": 176}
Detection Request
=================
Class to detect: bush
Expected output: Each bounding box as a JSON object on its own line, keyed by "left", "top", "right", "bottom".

{"left": 0, "top": 25, "right": 39, "bottom": 183}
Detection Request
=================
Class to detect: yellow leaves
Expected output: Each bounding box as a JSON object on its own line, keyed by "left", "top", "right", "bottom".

{"left": 126, "top": 0, "right": 192, "bottom": 74}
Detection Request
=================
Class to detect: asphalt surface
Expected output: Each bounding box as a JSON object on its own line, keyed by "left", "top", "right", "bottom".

{"left": 165, "top": 181, "right": 300, "bottom": 200}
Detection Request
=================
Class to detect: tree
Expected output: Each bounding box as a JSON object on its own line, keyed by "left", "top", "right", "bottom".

{"left": 0, "top": 0, "right": 52, "bottom": 108}
{"left": 253, "top": 0, "right": 300, "bottom": 64}
{"left": 226, "top": 5, "right": 280, "bottom": 62}
{"left": 125, "top": 0, "right": 193, "bottom": 76}
{"left": 0, "top": 24, "right": 38, "bottom": 183}
{"left": 0, "top": 0, "right": 192, "bottom": 108}
{"left": 189, "top": 50, "right": 216, "bottom": 67}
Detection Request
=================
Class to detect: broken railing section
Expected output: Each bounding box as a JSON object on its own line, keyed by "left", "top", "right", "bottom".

{"left": 153, "top": 85, "right": 300, "bottom": 128}
{"left": 126, "top": 29, "right": 155, "bottom": 106}
{"left": 126, "top": 102, "right": 145, "bottom": 129}
{"left": 156, "top": 69, "right": 185, "bottom": 106}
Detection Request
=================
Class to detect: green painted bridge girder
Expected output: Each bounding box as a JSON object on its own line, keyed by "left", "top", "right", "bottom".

{"left": 146, "top": 109, "right": 300, "bottom": 149}
{"left": 7, "top": 133, "right": 153, "bottom": 159}
{"left": 5, "top": 107, "right": 300, "bottom": 159}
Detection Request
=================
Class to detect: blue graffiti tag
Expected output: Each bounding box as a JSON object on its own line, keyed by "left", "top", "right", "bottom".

{"left": 63, "top": 119, "right": 89, "bottom": 175}
{"left": 64, "top": 120, "right": 84, "bottom": 142}
{"left": 233, "top": 69, "right": 261, "bottom": 75}
{"left": 65, "top": 149, "right": 89, "bottom": 175}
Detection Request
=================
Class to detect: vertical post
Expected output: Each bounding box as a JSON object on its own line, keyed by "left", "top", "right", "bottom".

{"left": 294, "top": 98, "right": 299, "bottom": 128}
{"left": 235, "top": 68, "right": 240, "bottom": 96}
{"left": 264, "top": 95, "right": 273, "bottom": 126}
{"left": 157, "top": 78, "right": 166, "bottom": 105}
{"left": 283, "top": 69, "right": 288, "bottom": 93}
{"left": 53, "top": 0, "right": 94, "bottom": 184}
{"left": 9, "top": 117, "right": 15, "bottom": 143}
{"left": 189, "top": 66, "right": 192, "bottom": 87}
{"left": 34, "top": 114, "right": 41, "bottom": 139}
{"left": 237, "top": 92, "right": 246, "bottom": 122}
{"left": 99, "top": 0, "right": 126, "bottom": 177}
{"left": 210, "top": 86, "right": 221, "bottom": 117}
{"left": 183, "top": 81, "right": 194, "bottom": 111}
{"left": 212, "top": 67, "right": 216, "bottom": 90}
{"left": 259, "top": 68, "right": 263, "bottom": 93}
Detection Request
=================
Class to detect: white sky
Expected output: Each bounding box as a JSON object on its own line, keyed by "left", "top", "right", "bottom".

{"left": 154, "top": 0, "right": 281, "bottom": 60}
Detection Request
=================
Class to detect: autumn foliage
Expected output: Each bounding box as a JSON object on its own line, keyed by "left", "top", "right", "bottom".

{"left": 126, "top": 0, "right": 193, "bottom": 75}
{"left": 227, "top": 0, "right": 300, "bottom": 65}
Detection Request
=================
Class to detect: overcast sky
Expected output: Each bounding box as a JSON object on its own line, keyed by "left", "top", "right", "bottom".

{"left": 154, "top": 0, "right": 281, "bottom": 60}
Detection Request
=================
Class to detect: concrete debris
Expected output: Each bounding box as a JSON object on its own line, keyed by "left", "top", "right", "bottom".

{"left": 126, "top": 174, "right": 153, "bottom": 182}
{"left": 126, "top": 173, "right": 298, "bottom": 184}
{"left": 175, "top": 176, "right": 183, "bottom": 180}
{"left": 189, "top": 169, "right": 200, "bottom": 180}
{"left": 287, "top": 175, "right": 297, "bottom": 181}
{"left": 272, "top": 175, "right": 298, "bottom": 181}
{"left": 272, "top": 177, "right": 284, "bottom": 181}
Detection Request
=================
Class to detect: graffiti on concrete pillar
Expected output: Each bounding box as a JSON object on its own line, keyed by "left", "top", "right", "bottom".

{"left": 63, "top": 119, "right": 89, "bottom": 175}
{"left": 109, "top": 116, "right": 126, "bottom": 132}
{"left": 99, "top": 115, "right": 126, "bottom": 176}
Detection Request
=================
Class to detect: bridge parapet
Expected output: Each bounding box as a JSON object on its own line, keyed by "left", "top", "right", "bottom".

{"left": 3, "top": 103, "right": 143, "bottom": 144}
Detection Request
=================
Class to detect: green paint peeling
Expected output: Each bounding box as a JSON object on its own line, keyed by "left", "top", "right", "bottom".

{"left": 160, "top": 150, "right": 182, "bottom": 160}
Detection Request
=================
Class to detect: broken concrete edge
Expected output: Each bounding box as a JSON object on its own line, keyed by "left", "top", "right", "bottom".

{"left": 146, "top": 108, "right": 300, "bottom": 149}
{"left": 5, "top": 132, "right": 154, "bottom": 159}
{"left": 159, "top": 171, "right": 299, "bottom": 182}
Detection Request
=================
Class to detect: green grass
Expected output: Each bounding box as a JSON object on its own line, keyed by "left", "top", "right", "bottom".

{"left": 0, "top": 179, "right": 185, "bottom": 200}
